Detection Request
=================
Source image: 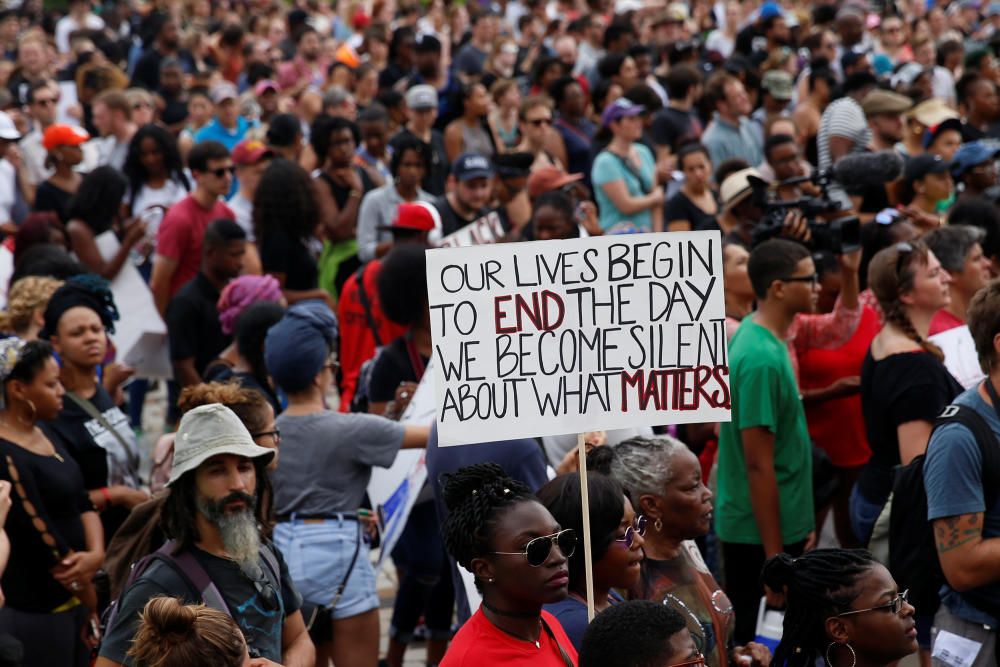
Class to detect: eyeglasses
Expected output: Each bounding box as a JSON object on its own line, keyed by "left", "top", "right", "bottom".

{"left": 527, "top": 118, "right": 552, "bottom": 127}
{"left": 252, "top": 429, "right": 281, "bottom": 446}
{"left": 836, "top": 589, "right": 910, "bottom": 617}
{"left": 667, "top": 654, "right": 706, "bottom": 667}
{"left": 209, "top": 166, "right": 236, "bottom": 178}
{"left": 33, "top": 98, "right": 57, "bottom": 106}
{"left": 779, "top": 273, "right": 819, "bottom": 287}
{"left": 492, "top": 528, "right": 577, "bottom": 567}
{"left": 614, "top": 514, "right": 647, "bottom": 548}
{"left": 324, "top": 353, "right": 339, "bottom": 373}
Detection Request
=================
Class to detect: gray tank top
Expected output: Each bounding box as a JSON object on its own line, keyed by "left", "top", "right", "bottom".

{"left": 461, "top": 122, "right": 494, "bottom": 157}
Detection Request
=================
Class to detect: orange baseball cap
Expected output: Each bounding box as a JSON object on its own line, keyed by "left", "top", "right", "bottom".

{"left": 43, "top": 124, "right": 89, "bottom": 151}
{"left": 527, "top": 167, "right": 583, "bottom": 199}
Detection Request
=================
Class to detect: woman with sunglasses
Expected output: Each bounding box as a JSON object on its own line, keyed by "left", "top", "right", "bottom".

{"left": 761, "top": 549, "right": 916, "bottom": 667}
{"left": 265, "top": 300, "right": 428, "bottom": 667}
{"left": 599, "top": 438, "right": 769, "bottom": 667}
{"left": 440, "top": 462, "right": 578, "bottom": 667}
{"left": 852, "top": 240, "right": 960, "bottom": 654}
{"left": 853, "top": 239, "right": 959, "bottom": 547}
{"left": 537, "top": 471, "right": 645, "bottom": 651}
{"left": 0, "top": 338, "right": 103, "bottom": 667}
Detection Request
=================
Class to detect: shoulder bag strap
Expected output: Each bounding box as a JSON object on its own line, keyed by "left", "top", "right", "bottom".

{"left": 328, "top": 521, "right": 363, "bottom": 611}
{"left": 540, "top": 616, "right": 575, "bottom": 667}
{"left": 404, "top": 332, "right": 426, "bottom": 380}
{"left": 66, "top": 391, "right": 140, "bottom": 473}
{"left": 609, "top": 151, "right": 652, "bottom": 195}
{"left": 354, "top": 264, "right": 383, "bottom": 348}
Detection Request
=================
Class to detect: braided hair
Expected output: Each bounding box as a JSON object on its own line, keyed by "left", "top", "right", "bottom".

{"left": 867, "top": 239, "right": 944, "bottom": 362}
{"left": 440, "top": 462, "right": 535, "bottom": 589}
{"left": 761, "top": 549, "right": 878, "bottom": 667}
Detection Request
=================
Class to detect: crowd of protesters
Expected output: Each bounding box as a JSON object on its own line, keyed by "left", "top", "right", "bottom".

{"left": 0, "top": 0, "right": 999, "bottom": 665}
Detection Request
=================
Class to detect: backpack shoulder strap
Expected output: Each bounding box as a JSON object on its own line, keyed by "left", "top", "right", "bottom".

{"left": 935, "top": 404, "right": 1000, "bottom": 507}
{"left": 258, "top": 543, "right": 281, "bottom": 586}
{"left": 354, "top": 264, "right": 383, "bottom": 348}
{"left": 155, "top": 541, "right": 231, "bottom": 616}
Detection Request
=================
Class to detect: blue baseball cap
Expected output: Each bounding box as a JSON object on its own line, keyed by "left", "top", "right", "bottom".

{"left": 952, "top": 140, "right": 1000, "bottom": 177}
{"left": 759, "top": 1, "right": 782, "bottom": 19}
{"left": 453, "top": 153, "right": 494, "bottom": 181}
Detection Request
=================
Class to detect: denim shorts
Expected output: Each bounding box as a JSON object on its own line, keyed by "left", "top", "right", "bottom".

{"left": 274, "top": 518, "right": 379, "bottom": 620}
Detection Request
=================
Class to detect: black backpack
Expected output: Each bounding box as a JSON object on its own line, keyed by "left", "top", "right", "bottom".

{"left": 888, "top": 401, "right": 1000, "bottom": 619}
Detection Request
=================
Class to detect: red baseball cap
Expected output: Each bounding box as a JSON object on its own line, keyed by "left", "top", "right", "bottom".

{"left": 527, "top": 167, "right": 583, "bottom": 199}
{"left": 379, "top": 202, "right": 440, "bottom": 233}
{"left": 43, "top": 124, "right": 89, "bottom": 151}
{"left": 231, "top": 139, "right": 273, "bottom": 166}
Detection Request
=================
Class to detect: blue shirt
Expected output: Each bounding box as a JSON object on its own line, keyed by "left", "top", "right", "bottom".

{"left": 194, "top": 116, "right": 252, "bottom": 151}
{"left": 701, "top": 113, "right": 764, "bottom": 168}
{"left": 591, "top": 144, "right": 657, "bottom": 234}
{"left": 543, "top": 591, "right": 624, "bottom": 651}
{"left": 924, "top": 386, "right": 1000, "bottom": 626}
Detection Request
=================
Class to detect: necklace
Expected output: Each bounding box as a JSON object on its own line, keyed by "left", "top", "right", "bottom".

{"left": 0, "top": 420, "right": 61, "bottom": 460}
{"left": 481, "top": 600, "right": 543, "bottom": 648}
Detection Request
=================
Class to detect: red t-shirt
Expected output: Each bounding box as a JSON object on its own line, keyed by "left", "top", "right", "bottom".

{"left": 157, "top": 195, "right": 234, "bottom": 297}
{"left": 336, "top": 261, "right": 408, "bottom": 412}
{"left": 929, "top": 308, "right": 964, "bottom": 336}
{"left": 440, "top": 609, "right": 578, "bottom": 667}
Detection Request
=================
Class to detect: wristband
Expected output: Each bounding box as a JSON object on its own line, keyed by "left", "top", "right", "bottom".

{"left": 100, "top": 487, "right": 112, "bottom": 509}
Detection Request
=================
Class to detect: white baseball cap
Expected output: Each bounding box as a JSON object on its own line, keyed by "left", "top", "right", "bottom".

{"left": 0, "top": 112, "right": 20, "bottom": 141}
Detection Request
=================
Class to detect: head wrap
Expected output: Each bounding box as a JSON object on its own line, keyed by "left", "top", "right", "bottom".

{"left": 0, "top": 338, "right": 27, "bottom": 410}
{"left": 40, "top": 274, "right": 119, "bottom": 339}
{"left": 264, "top": 300, "right": 338, "bottom": 394}
{"left": 217, "top": 275, "right": 284, "bottom": 336}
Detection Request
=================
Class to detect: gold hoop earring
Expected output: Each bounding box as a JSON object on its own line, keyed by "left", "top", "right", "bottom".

{"left": 825, "top": 642, "right": 856, "bottom": 667}
{"left": 654, "top": 517, "right": 663, "bottom": 532}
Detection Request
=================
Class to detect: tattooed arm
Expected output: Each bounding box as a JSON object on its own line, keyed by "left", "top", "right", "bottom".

{"left": 934, "top": 513, "right": 1000, "bottom": 591}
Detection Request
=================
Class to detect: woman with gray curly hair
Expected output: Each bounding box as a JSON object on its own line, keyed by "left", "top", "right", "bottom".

{"left": 595, "top": 437, "right": 770, "bottom": 667}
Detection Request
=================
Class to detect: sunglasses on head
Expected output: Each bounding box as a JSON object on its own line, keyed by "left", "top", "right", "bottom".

{"left": 492, "top": 528, "right": 577, "bottom": 567}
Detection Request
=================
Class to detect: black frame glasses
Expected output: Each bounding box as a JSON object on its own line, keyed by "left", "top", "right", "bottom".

{"left": 252, "top": 429, "right": 280, "bottom": 446}
{"left": 614, "top": 514, "right": 647, "bottom": 548}
{"left": 492, "top": 528, "right": 577, "bottom": 567}
{"left": 836, "top": 589, "right": 909, "bottom": 617}
{"left": 779, "top": 273, "right": 819, "bottom": 287}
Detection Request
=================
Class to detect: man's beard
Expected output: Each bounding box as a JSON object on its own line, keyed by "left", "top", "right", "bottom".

{"left": 197, "top": 491, "right": 261, "bottom": 571}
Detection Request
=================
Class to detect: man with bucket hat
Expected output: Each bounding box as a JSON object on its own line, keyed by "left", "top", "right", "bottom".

{"left": 96, "top": 404, "right": 314, "bottom": 667}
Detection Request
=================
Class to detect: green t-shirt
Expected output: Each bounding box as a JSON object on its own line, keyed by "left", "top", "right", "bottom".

{"left": 716, "top": 317, "right": 814, "bottom": 545}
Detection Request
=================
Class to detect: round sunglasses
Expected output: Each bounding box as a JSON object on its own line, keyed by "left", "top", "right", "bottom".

{"left": 614, "top": 514, "right": 648, "bottom": 548}
{"left": 492, "top": 528, "right": 577, "bottom": 567}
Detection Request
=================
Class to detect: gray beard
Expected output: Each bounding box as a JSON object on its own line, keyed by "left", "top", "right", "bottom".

{"left": 196, "top": 495, "right": 261, "bottom": 573}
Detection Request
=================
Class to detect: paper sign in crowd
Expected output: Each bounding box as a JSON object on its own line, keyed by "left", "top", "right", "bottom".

{"left": 426, "top": 231, "right": 732, "bottom": 446}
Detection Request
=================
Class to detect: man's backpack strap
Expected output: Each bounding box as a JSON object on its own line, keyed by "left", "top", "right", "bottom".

{"left": 156, "top": 541, "right": 231, "bottom": 616}
{"left": 936, "top": 404, "right": 1000, "bottom": 509}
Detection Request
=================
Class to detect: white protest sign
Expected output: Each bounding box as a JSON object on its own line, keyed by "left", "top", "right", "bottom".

{"left": 929, "top": 325, "right": 985, "bottom": 389}
{"left": 437, "top": 210, "right": 506, "bottom": 249}
{"left": 426, "top": 231, "right": 731, "bottom": 446}
{"left": 366, "top": 359, "right": 436, "bottom": 572}
{"left": 95, "top": 231, "right": 172, "bottom": 379}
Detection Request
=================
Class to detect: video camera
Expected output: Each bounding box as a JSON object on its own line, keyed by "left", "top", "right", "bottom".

{"left": 747, "top": 150, "right": 906, "bottom": 255}
{"left": 748, "top": 170, "right": 861, "bottom": 255}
